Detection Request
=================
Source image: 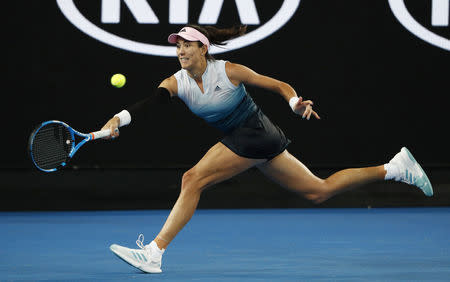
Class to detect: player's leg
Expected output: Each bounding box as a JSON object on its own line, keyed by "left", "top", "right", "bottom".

{"left": 154, "top": 142, "right": 266, "bottom": 248}
{"left": 256, "top": 150, "right": 385, "bottom": 203}
{"left": 257, "top": 148, "right": 432, "bottom": 204}
{"left": 111, "top": 142, "right": 266, "bottom": 273}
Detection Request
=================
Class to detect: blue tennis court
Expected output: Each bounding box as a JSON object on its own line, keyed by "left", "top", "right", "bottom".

{"left": 1, "top": 207, "right": 449, "bottom": 281}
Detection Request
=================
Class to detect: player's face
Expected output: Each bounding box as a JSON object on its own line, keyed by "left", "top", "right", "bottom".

{"left": 176, "top": 39, "right": 205, "bottom": 70}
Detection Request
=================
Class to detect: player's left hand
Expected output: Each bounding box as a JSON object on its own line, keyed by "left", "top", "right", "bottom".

{"left": 292, "top": 97, "right": 321, "bottom": 120}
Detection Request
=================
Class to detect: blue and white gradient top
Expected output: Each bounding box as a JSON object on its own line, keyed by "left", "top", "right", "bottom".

{"left": 174, "top": 60, "right": 257, "bottom": 132}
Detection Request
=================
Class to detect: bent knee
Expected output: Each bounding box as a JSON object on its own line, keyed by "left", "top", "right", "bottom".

{"left": 305, "top": 193, "right": 328, "bottom": 204}
{"left": 304, "top": 182, "right": 331, "bottom": 204}
{"left": 181, "top": 169, "right": 205, "bottom": 194}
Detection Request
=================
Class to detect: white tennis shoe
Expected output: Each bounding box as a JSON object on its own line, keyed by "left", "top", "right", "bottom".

{"left": 388, "top": 147, "right": 433, "bottom": 196}
{"left": 110, "top": 234, "right": 163, "bottom": 273}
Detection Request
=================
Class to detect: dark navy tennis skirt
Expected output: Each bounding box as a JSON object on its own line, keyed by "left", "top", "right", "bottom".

{"left": 220, "top": 109, "right": 291, "bottom": 160}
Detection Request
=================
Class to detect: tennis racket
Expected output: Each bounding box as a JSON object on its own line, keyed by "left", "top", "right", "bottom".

{"left": 28, "top": 120, "right": 111, "bottom": 172}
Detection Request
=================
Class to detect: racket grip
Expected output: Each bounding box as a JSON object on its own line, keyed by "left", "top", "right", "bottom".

{"left": 90, "top": 129, "right": 112, "bottom": 140}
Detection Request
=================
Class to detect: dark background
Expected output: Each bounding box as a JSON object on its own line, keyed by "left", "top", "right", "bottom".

{"left": 4, "top": 0, "right": 449, "bottom": 210}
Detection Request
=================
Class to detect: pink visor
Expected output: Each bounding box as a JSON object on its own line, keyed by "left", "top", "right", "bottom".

{"left": 168, "top": 27, "right": 210, "bottom": 50}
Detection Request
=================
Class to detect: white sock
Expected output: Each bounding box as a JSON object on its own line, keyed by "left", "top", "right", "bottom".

{"left": 149, "top": 241, "right": 165, "bottom": 259}
{"left": 384, "top": 163, "right": 400, "bottom": 180}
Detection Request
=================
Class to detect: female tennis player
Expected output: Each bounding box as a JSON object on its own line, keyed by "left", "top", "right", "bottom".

{"left": 103, "top": 25, "right": 433, "bottom": 273}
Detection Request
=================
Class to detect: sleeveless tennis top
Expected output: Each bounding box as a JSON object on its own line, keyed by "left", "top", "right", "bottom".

{"left": 174, "top": 60, "right": 258, "bottom": 132}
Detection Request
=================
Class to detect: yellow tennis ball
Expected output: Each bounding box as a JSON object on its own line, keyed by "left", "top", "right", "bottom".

{"left": 111, "top": 73, "right": 126, "bottom": 88}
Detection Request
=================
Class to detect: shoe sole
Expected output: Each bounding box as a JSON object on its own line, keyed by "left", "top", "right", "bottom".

{"left": 402, "top": 147, "right": 433, "bottom": 197}
{"left": 110, "top": 244, "right": 162, "bottom": 274}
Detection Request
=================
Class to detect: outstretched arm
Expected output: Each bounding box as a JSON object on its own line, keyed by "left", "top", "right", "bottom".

{"left": 101, "top": 76, "right": 178, "bottom": 138}
{"left": 225, "top": 62, "right": 320, "bottom": 120}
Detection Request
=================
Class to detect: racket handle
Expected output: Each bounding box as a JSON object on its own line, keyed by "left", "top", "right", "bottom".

{"left": 90, "top": 129, "right": 112, "bottom": 140}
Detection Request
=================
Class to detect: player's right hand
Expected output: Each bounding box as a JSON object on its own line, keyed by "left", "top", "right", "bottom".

{"left": 101, "top": 116, "right": 120, "bottom": 139}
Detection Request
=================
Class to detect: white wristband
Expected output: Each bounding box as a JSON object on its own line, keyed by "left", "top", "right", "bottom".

{"left": 114, "top": 110, "right": 131, "bottom": 127}
{"left": 289, "top": 97, "right": 299, "bottom": 112}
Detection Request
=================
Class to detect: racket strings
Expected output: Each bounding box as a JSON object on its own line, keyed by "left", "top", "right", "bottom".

{"left": 31, "top": 124, "right": 73, "bottom": 170}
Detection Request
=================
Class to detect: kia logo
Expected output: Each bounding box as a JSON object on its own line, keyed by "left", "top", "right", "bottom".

{"left": 389, "top": 0, "right": 450, "bottom": 51}
{"left": 56, "top": 0, "right": 301, "bottom": 57}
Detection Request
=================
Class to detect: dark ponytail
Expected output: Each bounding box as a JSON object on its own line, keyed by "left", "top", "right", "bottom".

{"left": 186, "top": 24, "right": 247, "bottom": 60}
